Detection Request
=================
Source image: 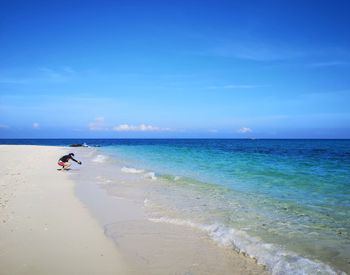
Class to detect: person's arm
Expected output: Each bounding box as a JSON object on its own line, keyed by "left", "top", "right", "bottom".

{"left": 70, "top": 156, "right": 82, "bottom": 164}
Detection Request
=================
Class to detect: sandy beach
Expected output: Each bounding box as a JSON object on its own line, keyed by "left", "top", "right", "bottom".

{"left": 0, "top": 145, "right": 127, "bottom": 275}
{"left": 0, "top": 145, "right": 267, "bottom": 275}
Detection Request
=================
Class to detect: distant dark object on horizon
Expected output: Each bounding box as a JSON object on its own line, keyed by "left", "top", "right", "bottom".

{"left": 69, "top": 143, "right": 90, "bottom": 147}
{"left": 69, "top": 144, "right": 84, "bottom": 147}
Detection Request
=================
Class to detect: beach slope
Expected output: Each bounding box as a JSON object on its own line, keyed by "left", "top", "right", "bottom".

{"left": 0, "top": 145, "right": 127, "bottom": 275}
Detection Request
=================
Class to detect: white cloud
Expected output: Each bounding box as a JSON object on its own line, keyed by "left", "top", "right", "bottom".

{"left": 0, "top": 76, "right": 31, "bottom": 84}
{"left": 88, "top": 117, "right": 107, "bottom": 131}
{"left": 208, "top": 39, "right": 304, "bottom": 61}
{"left": 208, "top": 129, "right": 219, "bottom": 133}
{"left": 308, "top": 61, "right": 350, "bottom": 68}
{"left": 208, "top": 84, "right": 263, "bottom": 90}
{"left": 0, "top": 67, "right": 75, "bottom": 84}
{"left": 113, "top": 124, "right": 170, "bottom": 132}
{"left": 32, "top": 122, "right": 40, "bottom": 129}
{"left": 62, "top": 66, "right": 75, "bottom": 74}
{"left": 39, "top": 67, "right": 73, "bottom": 82}
{"left": 238, "top": 127, "right": 252, "bottom": 133}
{"left": 224, "top": 84, "right": 260, "bottom": 89}
{"left": 88, "top": 119, "right": 171, "bottom": 132}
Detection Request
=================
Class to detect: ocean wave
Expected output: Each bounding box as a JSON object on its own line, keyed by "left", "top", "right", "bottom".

{"left": 149, "top": 217, "right": 343, "bottom": 275}
{"left": 95, "top": 175, "right": 113, "bottom": 184}
{"left": 121, "top": 167, "right": 157, "bottom": 180}
{"left": 121, "top": 167, "right": 145, "bottom": 174}
{"left": 144, "top": 198, "right": 152, "bottom": 207}
{"left": 144, "top": 171, "right": 157, "bottom": 180}
{"left": 92, "top": 154, "right": 109, "bottom": 163}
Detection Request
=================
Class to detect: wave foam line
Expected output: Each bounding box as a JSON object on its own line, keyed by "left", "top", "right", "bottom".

{"left": 92, "top": 154, "right": 109, "bottom": 163}
{"left": 121, "top": 167, "right": 145, "bottom": 174}
{"left": 144, "top": 172, "right": 157, "bottom": 180}
{"left": 149, "top": 217, "right": 343, "bottom": 275}
{"left": 121, "top": 167, "right": 157, "bottom": 180}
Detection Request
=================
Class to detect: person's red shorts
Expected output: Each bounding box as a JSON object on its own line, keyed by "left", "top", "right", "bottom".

{"left": 58, "top": 161, "right": 65, "bottom": 167}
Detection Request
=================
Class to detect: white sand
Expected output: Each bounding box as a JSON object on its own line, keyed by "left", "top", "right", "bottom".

{"left": 0, "top": 145, "right": 127, "bottom": 275}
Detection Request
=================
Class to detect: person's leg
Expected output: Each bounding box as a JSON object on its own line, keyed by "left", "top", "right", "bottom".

{"left": 63, "top": 162, "right": 71, "bottom": 170}
{"left": 58, "top": 161, "right": 65, "bottom": 170}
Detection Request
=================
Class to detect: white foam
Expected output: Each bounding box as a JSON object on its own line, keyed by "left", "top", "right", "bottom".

{"left": 121, "top": 167, "right": 157, "bottom": 180}
{"left": 121, "top": 167, "right": 145, "bottom": 174}
{"left": 86, "top": 148, "right": 98, "bottom": 157}
{"left": 92, "top": 154, "right": 109, "bottom": 163}
{"left": 144, "top": 199, "right": 170, "bottom": 215}
{"left": 174, "top": 176, "right": 181, "bottom": 181}
{"left": 144, "top": 172, "right": 157, "bottom": 180}
{"left": 95, "top": 175, "right": 113, "bottom": 185}
{"left": 149, "top": 217, "right": 343, "bottom": 275}
{"left": 144, "top": 198, "right": 151, "bottom": 207}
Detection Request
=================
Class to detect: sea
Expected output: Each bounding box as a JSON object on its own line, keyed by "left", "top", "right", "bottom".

{"left": 1, "top": 139, "right": 349, "bottom": 274}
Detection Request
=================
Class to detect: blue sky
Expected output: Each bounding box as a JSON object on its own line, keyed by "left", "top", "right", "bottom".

{"left": 1, "top": 0, "right": 350, "bottom": 138}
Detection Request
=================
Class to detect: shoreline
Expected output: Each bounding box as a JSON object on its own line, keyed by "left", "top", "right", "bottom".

{"left": 72, "top": 144, "right": 347, "bottom": 275}
{"left": 72, "top": 147, "right": 268, "bottom": 275}
{"left": 0, "top": 145, "right": 268, "bottom": 274}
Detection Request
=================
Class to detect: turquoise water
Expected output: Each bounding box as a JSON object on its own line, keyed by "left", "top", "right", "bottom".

{"left": 98, "top": 139, "right": 350, "bottom": 274}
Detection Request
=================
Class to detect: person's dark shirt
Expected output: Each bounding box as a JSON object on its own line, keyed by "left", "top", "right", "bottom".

{"left": 59, "top": 155, "right": 78, "bottom": 163}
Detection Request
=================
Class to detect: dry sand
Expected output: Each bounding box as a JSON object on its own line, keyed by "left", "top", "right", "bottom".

{"left": 0, "top": 145, "right": 127, "bottom": 275}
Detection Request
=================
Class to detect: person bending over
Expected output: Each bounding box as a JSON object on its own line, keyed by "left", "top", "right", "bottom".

{"left": 58, "top": 153, "right": 82, "bottom": 170}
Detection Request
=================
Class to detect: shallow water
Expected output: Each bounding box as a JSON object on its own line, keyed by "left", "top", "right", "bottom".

{"left": 95, "top": 139, "right": 350, "bottom": 274}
